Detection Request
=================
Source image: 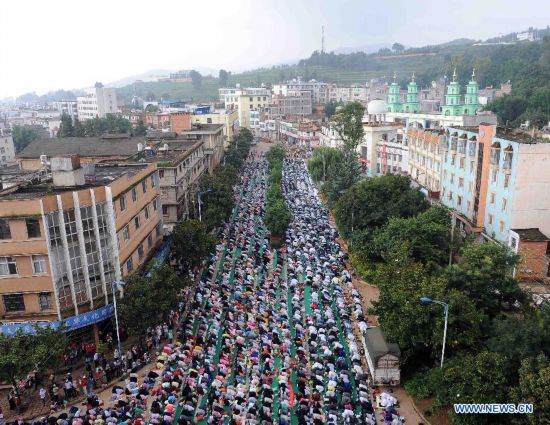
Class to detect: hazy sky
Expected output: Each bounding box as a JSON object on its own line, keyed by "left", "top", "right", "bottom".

{"left": 0, "top": 0, "right": 547, "bottom": 98}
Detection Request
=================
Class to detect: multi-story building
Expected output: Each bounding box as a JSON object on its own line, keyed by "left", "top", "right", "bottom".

{"left": 438, "top": 124, "right": 550, "bottom": 280}
{"left": 219, "top": 87, "right": 271, "bottom": 130}
{"left": 53, "top": 100, "right": 78, "bottom": 121}
{"left": 407, "top": 127, "right": 445, "bottom": 198}
{"left": 0, "top": 156, "right": 162, "bottom": 336}
{"left": 327, "top": 84, "right": 368, "bottom": 104}
{"left": 191, "top": 108, "right": 239, "bottom": 147}
{"left": 144, "top": 112, "right": 192, "bottom": 134}
{"left": 357, "top": 100, "right": 407, "bottom": 176}
{"left": 77, "top": 82, "right": 118, "bottom": 121}
{"left": 273, "top": 79, "right": 329, "bottom": 104}
{"left": 267, "top": 91, "right": 312, "bottom": 120}
{"left": 0, "top": 129, "right": 16, "bottom": 167}
{"left": 318, "top": 124, "right": 343, "bottom": 148}
{"left": 278, "top": 121, "right": 320, "bottom": 146}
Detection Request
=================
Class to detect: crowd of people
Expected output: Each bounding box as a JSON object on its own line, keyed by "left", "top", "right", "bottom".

{"left": 14, "top": 147, "right": 406, "bottom": 425}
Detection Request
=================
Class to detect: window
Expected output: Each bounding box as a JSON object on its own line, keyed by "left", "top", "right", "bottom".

{"left": 134, "top": 215, "right": 141, "bottom": 229}
{"left": 490, "top": 193, "right": 495, "bottom": 204}
{"left": 3, "top": 294, "right": 25, "bottom": 312}
{"left": 159, "top": 170, "right": 164, "bottom": 179}
{"left": 488, "top": 214, "right": 493, "bottom": 225}
{"left": 470, "top": 160, "right": 475, "bottom": 172}
{"left": 147, "top": 233, "right": 153, "bottom": 248}
{"left": 0, "top": 219, "right": 11, "bottom": 239}
{"left": 162, "top": 205, "right": 168, "bottom": 216}
{"left": 499, "top": 221, "right": 505, "bottom": 233}
{"left": 502, "top": 198, "right": 508, "bottom": 211}
{"left": 0, "top": 256, "right": 17, "bottom": 275}
{"left": 123, "top": 225, "right": 130, "bottom": 241}
{"left": 459, "top": 157, "right": 465, "bottom": 169}
{"left": 450, "top": 174, "right": 455, "bottom": 184}
{"left": 32, "top": 255, "right": 47, "bottom": 274}
{"left": 138, "top": 244, "right": 144, "bottom": 260}
{"left": 468, "top": 181, "right": 473, "bottom": 193}
{"left": 38, "top": 292, "right": 52, "bottom": 310}
{"left": 126, "top": 258, "right": 134, "bottom": 273}
{"left": 132, "top": 187, "right": 137, "bottom": 202}
{"left": 459, "top": 177, "right": 464, "bottom": 188}
{"left": 451, "top": 155, "right": 456, "bottom": 165}
{"left": 491, "top": 168, "right": 497, "bottom": 183}
{"left": 120, "top": 195, "right": 126, "bottom": 211}
{"left": 26, "top": 219, "right": 41, "bottom": 238}
{"left": 504, "top": 174, "right": 510, "bottom": 188}
{"left": 449, "top": 191, "right": 453, "bottom": 200}
{"left": 467, "top": 201, "right": 471, "bottom": 211}
{"left": 153, "top": 198, "right": 158, "bottom": 211}
{"left": 144, "top": 206, "right": 150, "bottom": 220}
{"left": 142, "top": 179, "right": 147, "bottom": 193}
{"left": 155, "top": 223, "right": 162, "bottom": 238}
{"left": 151, "top": 175, "right": 156, "bottom": 187}
{"left": 457, "top": 195, "right": 462, "bottom": 206}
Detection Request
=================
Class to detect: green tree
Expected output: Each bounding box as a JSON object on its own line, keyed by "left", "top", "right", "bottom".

{"left": 324, "top": 100, "right": 342, "bottom": 119}
{"left": 59, "top": 113, "right": 75, "bottom": 137}
{"left": 307, "top": 147, "right": 344, "bottom": 183}
{"left": 190, "top": 70, "right": 203, "bottom": 89}
{"left": 11, "top": 125, "right": 38, "bottom": 152}
{"left": 265, "top": 199, "right": 292, "bottom": 238}
{"left": 486, "top": 96, "right": 528, "bottom": 125}
{"left": 511, "top": 355, "right": 550, "bottom": 424}
{"left": 332, "top": 101, "right": 365, "bottom": 152}
{"left": 74, "top": 118, "right": 85, "bottom": 137}
{"left": 118, "top": 264, "right": 189, "bottom": 336}
{"left": 218, "top": 69, "right": 229, "bottom": 86}
{"left": 0, "top": 326, "right": 68, "bottom": 386}
{"left": 446, "top": 242, "right": 526, "bottom": 318}
{"left": 266, "top": 145, "right": 285, "bottom": 166}
{"left": 438, "top": 352, "right": 510, "bottom": 425}
{"left": 392, "top": 42, "right": 405, "bottom": 53}
{"left": 132, "top": 120, "right": 147, "bottom": 136}
{"left": 171, "top": 219, "right": 216, "bottom": 274}
{"left": 333, "top": 174, "right": 429, "bottom": 238}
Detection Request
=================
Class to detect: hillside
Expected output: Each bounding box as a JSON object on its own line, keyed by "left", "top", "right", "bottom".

{"left": 117, "top": 33, "right": 550, "bottom": 127}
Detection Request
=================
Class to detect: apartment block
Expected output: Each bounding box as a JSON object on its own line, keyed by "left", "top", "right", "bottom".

{"left": 77, "top": 82, "right": 118, "bottom": 121}
{"left": 0, "top": 156, "right": 162, "bottom": 329}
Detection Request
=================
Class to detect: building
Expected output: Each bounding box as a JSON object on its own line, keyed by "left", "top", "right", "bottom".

{"left": 191, "top": 108, "right": 239, "bottom": 146}
{"left": 407, "top": 127, "right": 446, "bottom": 198}
{"left": 144, "top": 112, "right": 192, "bottom": 134}
{"left": 0, "top": 156, "right": 162, "bottom": 337}
{"left": 438, "top": 124, "right": 550, "bottom": 280}
{"left": 278, "top": 121, "right": 320, "bottom": 146}
{"left": 327, "top": 84, "right": 368, "bottom": 104}
{"left": 357, "top": 100, "right": 407, "bottom": 176}
{"left": 267, "top": 91, "right": 312, "bottom": 120}
{"left": 53, "top": 100, "right": 78, "bottom": 121}
{"left": 273, "top": 79, "right": 329, "bottom": 104}
{"left": 77, "top": 83, "right": 118, "bottom": 121}
{"left": 0, "top": 129, "right": 16, "bottom": 167}
{"left": 441, "top": 69, "right": 481, "bottom": 117}
{"left": 219, "top": 87, "right": 271, "bottom": 130}
{"left": 318, "top": 124, "right": 343, "bottom": 148}
{"left": 517, "top": 30, "right": 538, "bottom": 42}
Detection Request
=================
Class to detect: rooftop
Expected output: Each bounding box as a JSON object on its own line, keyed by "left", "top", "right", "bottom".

{"left": 180, "top": 123, "right": 224, "bottom": 135}
{"left": 19, "top": 136, "right": 147, "bottom": 159}
{"left": 0, "top": 164, "right": 148, "bottom": 201}
{"left": 513, "top": 228, "right": 550, "bottom": 242}
{"left": 364, "top": 327, "right": 401, "bottom": 361}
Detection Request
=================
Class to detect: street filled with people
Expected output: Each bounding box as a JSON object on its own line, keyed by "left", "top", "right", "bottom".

{"left": 21, "top": 148, "right": 406, "bottom": 425}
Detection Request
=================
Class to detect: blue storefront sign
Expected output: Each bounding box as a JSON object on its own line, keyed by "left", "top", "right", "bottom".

{"left": 0, "top": 304, "right": 115, "bottom": 336}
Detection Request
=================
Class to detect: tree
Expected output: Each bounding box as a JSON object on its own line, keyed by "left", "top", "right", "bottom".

{"left": 446, "top": 242, "right": 527, "bottom": 318}
{"left": 370, "top": 205, "right": 451, "bottom": 266}
{"left": 324, "top": 100, "right": 342, "bottom": 119}
{"left": 74, "top": 118, "right": 85, "bottom": 137}
{"left": 11, "top": 125, "right": 38, "bottom": 152}
{"left": 307, "top": 147, "right": 344, "bottom": 183}
{"left": 218, "top": 69, "right": 229, "bottom": 86}
{"left": 438, "top": 352, "right": 510, "bottom": 425}
{"left": 171, "top": 219, "right": 216, "bottom": 274}
{"left": 59, "top": 113, "right": 75, "bottom": 137}
{"left": 0, "top": 326, "right": 68, "bottom": 386}
{"left": 378, "top": 47, "right": 392, "bottom": 55}
{"left": 392, "top": 42, "right": 405, "bottom": 53}
{"left": 333, "top": 174, "right": 429, "bottom": 238}
{"left": 265, "top": 199, "right": 292, "bottom": 238}
{"left": 486, "top": 96, "right": 528, "bottom": 125}
{"left": 132, "top": 120, "right": 147, "bottom": 136}
{"left": 511, "top": 355, "right": 550, "bottom": 424}
{"left": 190, "top": 70, "right": 203, "bottom": 89}
{"left": 332, "top": 101, "right": 365, "bottom": 152}
{"left": 118, "top": 264, "right": 190, "bottom": 336}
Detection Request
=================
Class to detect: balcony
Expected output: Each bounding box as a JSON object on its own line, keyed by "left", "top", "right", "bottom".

{"left": 203, "top": 147, "right": 215, "bottom": 155}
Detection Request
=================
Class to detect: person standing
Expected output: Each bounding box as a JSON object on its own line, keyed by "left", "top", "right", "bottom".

{"left": 39, "top": 387, "right": 47, "bottom": 406}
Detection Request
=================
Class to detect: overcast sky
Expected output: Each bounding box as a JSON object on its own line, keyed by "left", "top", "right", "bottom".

{"left": 0, "top": 0, "right": 547, "bottom": 98}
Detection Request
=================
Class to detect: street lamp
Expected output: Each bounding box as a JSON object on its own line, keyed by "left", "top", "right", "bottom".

{"left": 197, "top": 189, "right": 212, "bottom": 222}
{"left": 111, "top": 280, "right": 126, "bottom": 364}
{"left": 420, "top": 297, "right": 449, "bottom": 368}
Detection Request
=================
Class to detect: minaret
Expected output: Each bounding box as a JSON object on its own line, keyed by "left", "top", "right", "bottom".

{"left": 403, "top": 72, "right": 420, "bottom": 113}
{"left": 387, "top": 72, "right": 403, "bottom": 113}
{"left": 464, "top": 68, "right": 480, "bottom": 115}
{"left": 442, "top": 68, "right": 462, "bottom": 116}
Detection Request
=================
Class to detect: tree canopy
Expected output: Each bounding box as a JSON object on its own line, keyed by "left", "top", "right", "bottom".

{"left": 11, "top": 125, "right": 38, "bottom": 152}
{"left": 171, "top": 219, "right": 216, "bottom": 274}
{"left": 218, "top": 69, "right": 229, "bottom": 86}
{"left": 190, "top": 70, "right": 202, "bottom": 89}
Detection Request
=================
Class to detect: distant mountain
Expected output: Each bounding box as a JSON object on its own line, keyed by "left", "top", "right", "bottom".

{"left": 332, "top": 43, "right": 389, "bottom": 55}
{"left": 106, "top": 67, "right": 219, "bottom": 88}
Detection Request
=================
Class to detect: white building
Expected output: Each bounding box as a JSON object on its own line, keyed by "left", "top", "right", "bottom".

{"left": 273, "top": 78, "right": 329, "bottom": 104}
{"left": 517, "top": 30, "right": 538, "bottom": 42}
{"left": 77, "top": 83, "right": 118, "bottom": 121}
{"left": 327, "top": 84, "right": 368, "bottom": 104}
{"left": 53, "top": 100, "right": 78, "bottom": 120}
{"left": 357, "top": 100, "right": 407, "bottom": 176}
{"left": 0, "top": 129, "right": 16, "bottom": 166}
{"left": 318, "top": 124, "right": 343, "bottom": 148}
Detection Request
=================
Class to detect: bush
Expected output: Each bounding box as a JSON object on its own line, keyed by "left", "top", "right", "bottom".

{"left": 404, "top": 368, "right": 443, "bottom": 399}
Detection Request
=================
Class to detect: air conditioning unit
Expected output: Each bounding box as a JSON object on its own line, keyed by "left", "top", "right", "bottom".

{"left": 40, "top": 154, "right": 49, "bottom": 165}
